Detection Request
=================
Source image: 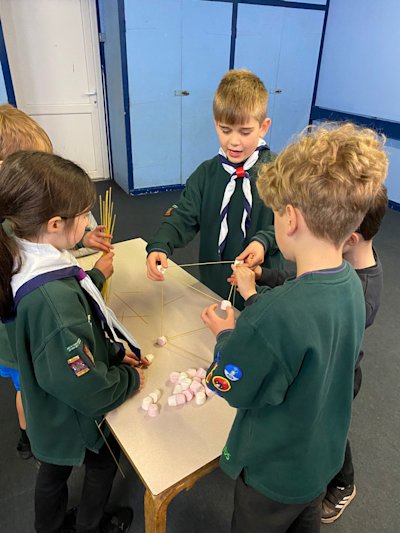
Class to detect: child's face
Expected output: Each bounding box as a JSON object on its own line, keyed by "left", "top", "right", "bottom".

{"left": 215, "top": 117, "right": 270, "bottom": 164}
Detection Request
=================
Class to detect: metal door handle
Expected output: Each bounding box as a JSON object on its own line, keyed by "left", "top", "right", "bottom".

{"left": 272, "top": 89, "right": 283, "bottom": 94}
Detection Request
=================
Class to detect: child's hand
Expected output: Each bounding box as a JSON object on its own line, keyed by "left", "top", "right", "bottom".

{"left": 236, "top": 241, "right": 265, "bottom": 268}
{"left": 227, "top": 265, "right": 262, "bottom": 285}
{"left": 135, "top": 368, "right": 145, "bottom": 391}
{"left": 122, "top": 351, "right": 150, "bottom": 368}
{"left": 234, "top": 264, "right": 257, "bottom": 301}
{"left": 146, "top": 251, "right": 168, "bottom": 281}
{"left": 94, "top": 251, "right": 115, "bottom": 279}
{"left": 201, "top": 304, "right": 235, "bottom": 337}
{"left": 82, "top": 225, "right": 113, "bottom": 253}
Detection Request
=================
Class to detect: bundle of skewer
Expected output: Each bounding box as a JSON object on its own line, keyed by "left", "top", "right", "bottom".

{"left": 99, "top": 187, "right": 116, "bottom": 302}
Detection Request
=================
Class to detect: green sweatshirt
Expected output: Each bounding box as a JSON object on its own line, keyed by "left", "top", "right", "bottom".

{"left": 146, "top": 151, "right": 284, "bottom": 309}
{"left": 206, "top": 262, "right": 365, "bottom": 504}
{"left": 4, "top": 269, "right": 140, "bottom": 465}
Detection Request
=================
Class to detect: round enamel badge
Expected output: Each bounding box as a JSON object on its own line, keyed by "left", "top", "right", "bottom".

{"left": 224, "top": 364, "right": 243, "bottom": 382}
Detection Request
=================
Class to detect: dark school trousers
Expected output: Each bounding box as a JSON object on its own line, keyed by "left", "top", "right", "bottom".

{"left": 329, "top": 362, "right": 363, "bottom": 488}
{"left": 34, "top": 433, "right": 120, "bottom": 533}
{"left": 232, "top": 472, "right": 324, "bottom": 533}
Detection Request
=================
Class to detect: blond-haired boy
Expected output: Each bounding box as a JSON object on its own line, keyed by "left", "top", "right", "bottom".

{"left": 146, "top": 69, "right": 283, "bottom": 310}
{"left": 201, "top": 123, "right": 388, "bottom": 532}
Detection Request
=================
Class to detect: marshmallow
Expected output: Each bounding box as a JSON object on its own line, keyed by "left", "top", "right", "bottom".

{"left": 141, "top": 396, "right": 153, "bottom": 411}
{"left": 168, "top": 395, "right": 178, "bottom": 407}
{"left": 148, "top": 403, "right": 160, "bottom": 417}
{"left": 169, "top": 371, "right": 180, "bottom": 383}
{"left": 173, "top": 383, "right": 183, "bottom": 395}
{"left": 178, "top": 372, "right": 189, "bottom": 381}
{"left": 204, "top": 384, "right": 215, "bottom": 397}
{"left": 186, "top": 368, "right": 197, "bottom": 377}
{"left": 220, "top": 300, "right": 232, "bottom": 311}
{"left": 144, "top": 353, "right": 155, "bottom": 364}
{"left": 149, "top": 389, "right": 161, "bottom": 402}
{"left": 179, "top": 377, "right": 192, "bottom": 391}
{"left": 156, "top": 336, "right": 167, "bottom": 346}
{"left": 196, "top": 368, "right": 207, "bottom": 379}
{"left": 175, "top": 393, "right": 186, "bottom": 405}
{"left": 190, "top": 380, "right": 204, "bottom": 394}
{"left": 157, "top": 264, "right": 167, "bottom": 274}
{"left": 234, "top": 259, "right": 244, "bottom": 266}
{"left": 183, "top": 389, "right": 194, "bottom": 402}
{"left": 195, "top": 391, "right": 207, "bottom": 405}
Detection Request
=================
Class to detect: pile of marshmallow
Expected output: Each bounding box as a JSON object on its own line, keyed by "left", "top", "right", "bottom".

{"left": 167, "top": 367, "right": 215, "bottom": 407}
{"left": 140, "top": 367, "right": 215, "bottom": 418}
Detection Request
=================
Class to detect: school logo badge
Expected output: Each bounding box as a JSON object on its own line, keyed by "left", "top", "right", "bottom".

{"left": 67, "top": 355, "right": 90, "bottom": 377}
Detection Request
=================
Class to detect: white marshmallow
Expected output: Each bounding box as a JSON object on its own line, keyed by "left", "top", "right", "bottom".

{"left": 179, "top": 377, "right": 192, "bottom": 391}
{"left": 195, "top": 391, "right": 207, "bottom": 405}
{"left": 178, "top": 372, "right": 189, "bottom": 381}
{"left": 234, "top": 259, "right": 244, "bottom": 266}
{"left": 141, "top": 396, "right": 153, "bottom": 411}
{"left": 168, "top": 395, "right": 178, "bottom": 407}
{"left": 173, "top": 383, "right": 183, "bottom": 394}
{"left": 144, "top": 353, "right": 154, "bottom": 364}
{"left": 156, "top": 336, "right": 167, "bottom": 346}
{"left": 148, "top": 403, "right": 160, "bottom": 417}
{"left": 157, "top": 264, "right": 167, "bottom": 274}
{"left": 149, "top": 389, "right": 161, "bottom": 402}
{"left": 220, "top": 300, "right": 232, "bottom": 311}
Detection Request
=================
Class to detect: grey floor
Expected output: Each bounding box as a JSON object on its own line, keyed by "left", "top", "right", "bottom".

{"left": 1, "top": 181, "right": 399, "bottom": 533}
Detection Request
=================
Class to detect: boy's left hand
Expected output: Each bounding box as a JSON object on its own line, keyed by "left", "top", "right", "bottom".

{"left": 94, "top": 251, "right": 115, "bottom": 279}
{"left": 236, "top": 241, "right": 265, "bottom": 268}
{"left": 82, "top": 225, "right": 113, "bottom": 253}
{"left": 201, "top": 304, "right": 235, "bottom": 337}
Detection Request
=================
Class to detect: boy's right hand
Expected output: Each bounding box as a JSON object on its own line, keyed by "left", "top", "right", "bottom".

{"left": 233, "top": 264, "right": 257, "bottom": 301}
{"left": 94, "top": 251, "right": 115, "bottom": 279}
{"left": 146, "top": 251, "right": 168, "bottom": 281}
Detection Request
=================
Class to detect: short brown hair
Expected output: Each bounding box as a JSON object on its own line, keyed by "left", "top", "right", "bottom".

{"left": 357, "top": 185, "right": 388, "bottom": 240}
{"left": 213, "top": 69, "right": 268, "bottom": 125}
{"left": 0, "top": 104, "right": 52, "bottom": 159}
{"left": 257, "top": 122, "right": 388, "bottom": 247}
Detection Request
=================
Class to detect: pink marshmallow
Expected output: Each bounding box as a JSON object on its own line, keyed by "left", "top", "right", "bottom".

{"left": 190, "top": 381, "right": 204, "bottom": 394}
{"left": 196, "top": 368, "right": 206, "bottom": 379}
{"left": 186, "top": 368, "right": 197, "bottom": 377}
{"left": 183, "top": 389, "right": 194, "bottom": 402}
{"left": 176, "top": 393, "right": 186, "bottom": 405}
{"left": 148, "top": 403, "right": 160, "bottom": 417}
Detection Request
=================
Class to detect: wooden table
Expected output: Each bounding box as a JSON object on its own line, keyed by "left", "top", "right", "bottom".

{"left": 79, "top": 239, "right": 236, "bottom": 533}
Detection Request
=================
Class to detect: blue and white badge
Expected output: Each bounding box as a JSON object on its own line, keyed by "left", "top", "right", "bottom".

{"left": 224, "top": 364, "right": 243, "bottom": 382}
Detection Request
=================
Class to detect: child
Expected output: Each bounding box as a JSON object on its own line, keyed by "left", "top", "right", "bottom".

{"left": 146, "top": 69, "right": 283, "bottom": 310}
{"left": 201, "top": 123, "right": 388, "bottom": 533}
{"left": 0, "top": 151, "right": 144, "bottom": 533}
{"left": 0, "top": 103, "right": 112, "bottom": 460}
{"left": 244, "top": 185, "right": 388, "bottom": 522}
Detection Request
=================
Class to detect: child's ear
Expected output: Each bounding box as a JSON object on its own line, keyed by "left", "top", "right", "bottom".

{"left": 47, "top": 216, "right": 63, "bottom": 234}
{"left": 286, "top": 204, "right": 298, "bottom": 236}
{"left": 345, "top": 232, "right": 360, "bottom": 248}
{"left": 260, "top": 118, "right": 271, "bottom": 137}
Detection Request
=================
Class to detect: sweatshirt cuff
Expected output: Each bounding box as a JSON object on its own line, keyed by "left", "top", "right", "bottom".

{"left": 244, "top": 294, "right": 258, "bottom": 307}
{"left": 146, "top": 243, "right": 171, "bottom": 257}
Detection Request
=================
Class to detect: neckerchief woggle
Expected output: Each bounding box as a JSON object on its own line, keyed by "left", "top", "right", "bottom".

{"left": 218, "top": 139, "right": 268, "bottom": 255}
{"left": 10, "top": 239, "right": 141, "bottom": 358}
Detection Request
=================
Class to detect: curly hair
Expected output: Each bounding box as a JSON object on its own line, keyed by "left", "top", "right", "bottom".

{"left": 257, "top": 122, "right": 388, "bottom": 246}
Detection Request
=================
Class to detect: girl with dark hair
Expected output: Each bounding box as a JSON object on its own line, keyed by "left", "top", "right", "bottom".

{"left": 0, "top": 151, "right": 143, "bottom": 533}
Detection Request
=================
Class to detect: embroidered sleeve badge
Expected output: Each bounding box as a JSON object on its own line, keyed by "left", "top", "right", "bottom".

{"left": 67, "top": 355, "right": 90, "bottom": 377}
{"left": 163, "top": 204, "right": 178, "bottom": 217}
{"left": 212, "top": 375, "right": 231, "bottom": 392}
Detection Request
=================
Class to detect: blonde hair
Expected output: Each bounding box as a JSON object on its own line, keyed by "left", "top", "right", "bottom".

{"left": 0, "top": 104, "right": 52, "bottom": 159}
{"left": 213, "top": 69, "right": 268, "bottom": 125}
{"left": 257, "top": 122, "right": 388, "bottom": 246}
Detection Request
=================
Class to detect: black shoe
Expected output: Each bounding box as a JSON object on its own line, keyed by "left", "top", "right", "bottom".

{"left": 62, "top": 507, "right": 78, "bottom": 532}
{"left": 321, "top": 484, "right": 356, "bottom": 523}
{"left": 16, "top": 437, "right": 33, "bottom": 460}
{"left": 100, "top": 507, "right": 133, "bottom": 533}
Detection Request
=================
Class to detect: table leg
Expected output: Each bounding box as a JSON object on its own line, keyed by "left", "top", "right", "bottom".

{"left": 144, "top": 457, "right": 219, "bottom": 533}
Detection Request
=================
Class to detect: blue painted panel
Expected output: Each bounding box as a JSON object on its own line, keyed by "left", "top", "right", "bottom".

{"left": 385, "top": 138, "right": 400, "bottom": 204}
{"left": 235, "top": 4, "right": 323, "bottom": 152}
{"left": 316, "top": 0, "right": 400, "bottom": 122}
{"left": 0, "top": 62, "right": 8, "bottom": 102}
{"left": 98, "top": 0, "right": 130, "bottom": 192}
{"left": 125, "top": 0, "right": 182, "bottom": 188}
{"left": 181, "top": 0, "right": 232, "bottom": 181}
